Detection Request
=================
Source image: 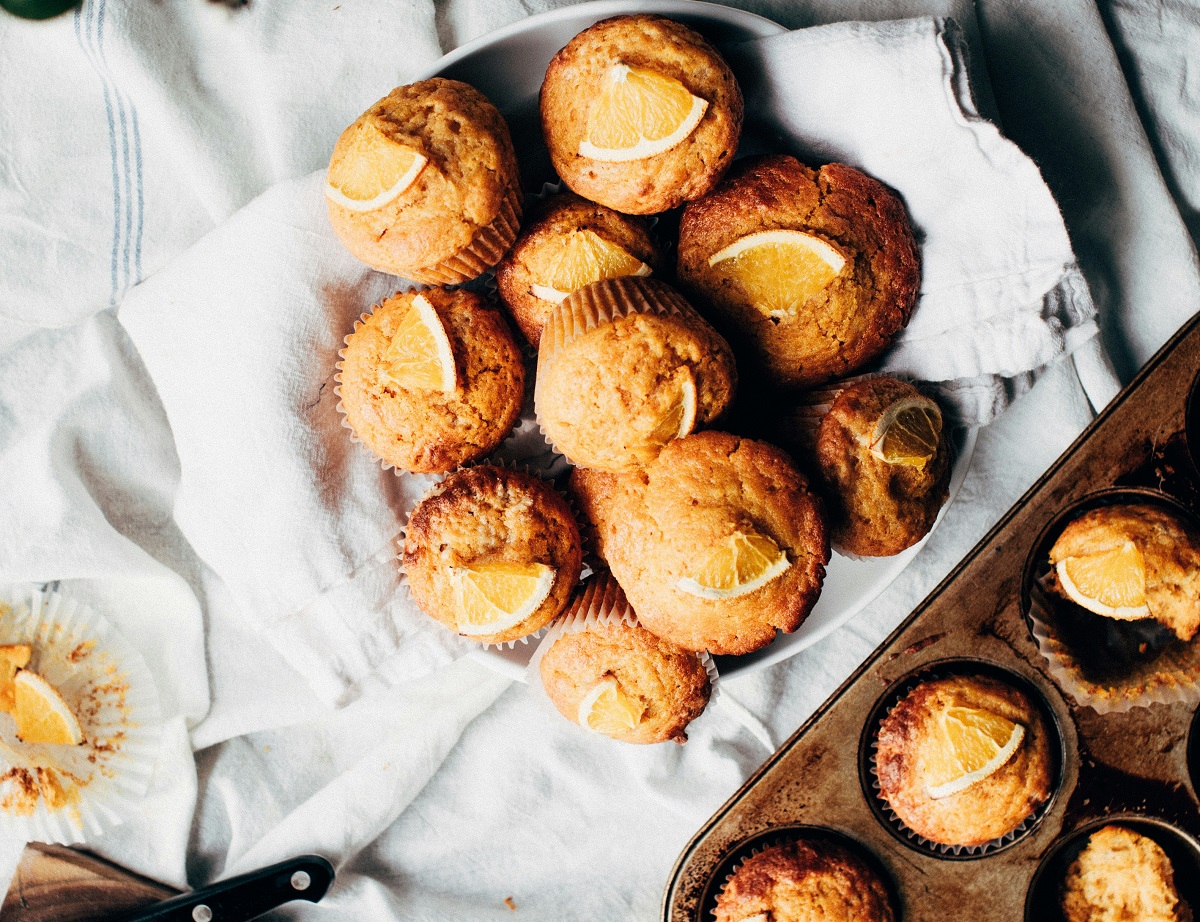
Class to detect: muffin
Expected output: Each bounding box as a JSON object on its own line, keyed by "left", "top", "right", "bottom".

{"left": 337, "top": 288, "right": 525, "bottom": 473}
{"left": 677, "top": 155, "right": 920, "bottom": 388}
{"left": 401, "top": 465, "right": 582, "bottom": 644}
{"left": 1061, "top": 825, "right": 1192, "bottom": 922}
{"left": 714, "top": 839, "right": 895, "bottom": 922}
{"left": 1047, "top": 504, "right": 1200, "bottom": 641}
{"left": 816, "top": 377, "right": 951, "bottom": 557}
{"left": 535, "top": 277, "right": 736, "bottom": 473}
{"left": 494, "top": 192, "right": 660, "bottom": 346}
{"left": 571, "top": 430, "right": 828, "bottom": 655}
{"left": 325, "top": 78, "right": 521, "bottom": 284}
{"left": 540, "top": 14, "right": 742, "bottom": 214}
{"left": 537, "top": 575, "right": 711, "bottom": 744}
{"left": 874, "top": 674, "right": 1054, "bottom": 848}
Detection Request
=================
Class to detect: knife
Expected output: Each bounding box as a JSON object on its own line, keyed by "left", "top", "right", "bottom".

{"left": 114, "top": 856, "right": 334, "bottom": 922}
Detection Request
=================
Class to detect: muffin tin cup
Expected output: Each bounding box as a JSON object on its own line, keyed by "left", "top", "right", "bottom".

{"left": 698, "top": 825, "right": 900, "bottom": 922}
{"left": 860, "top": 659, "right": 1064, "bottom": 861}
{"left": 0, "top": 586, "right": 166, "bottom": 845}
{"left": 1025, "top": 816, "right": 1200, "bottom": 921}
{"left": 527, "top": 575, "right": 720, "bottom": 731}
{"left": 1021, "top": 487, "right": 1200, "bottom": 714}
{"left": 407, "top": 180, "right": 524, "bottom": 286}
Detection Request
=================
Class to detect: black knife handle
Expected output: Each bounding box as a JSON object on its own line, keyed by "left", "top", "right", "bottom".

{"left": 116, "top": 855, "right": 334, "bottom": 922}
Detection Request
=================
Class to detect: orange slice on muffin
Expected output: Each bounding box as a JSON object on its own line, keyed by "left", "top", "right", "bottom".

{"left": 647, "top": 368, "right": 698, "bottom": 448}
{"left": 13, "top": 670, "right": 84, "bottom": 746}
{"left": 451, "top": 561, "right": 555, "bottom": 636}
{"left": 383, "top": 294, "right": 457, "bottom": 393}
{"left": 579, "top": 65, "right": 708, "bottom": 162}
{"left": 529, "top": 229, "right": 652, "bottom": 303}
{"left": 868, "top": 394, "right": 942, "bottom": 470}
{"left": 325, "top": 120, "right": 427, "bottom": 212}
{"left": 707, "top": 229, "right": 847, "bottom": 317}
{"left": 924, "top": 705, "right": 1025, "bottom": 799}
{"left": 0, "top": 644, "right": 32, "bottom": 715}
{"left": 676, "top": 531, "right": 790, "bottom": 600}
{"left": 577, "top": 677, "right": 647, "bottom": 735}
{"left": 1055, "top": 541, "right": 1150, "bottom": 620}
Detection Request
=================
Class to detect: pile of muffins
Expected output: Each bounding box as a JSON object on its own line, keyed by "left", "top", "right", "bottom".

{"left": 326, "top": 14, "right": 955, "bottom": 749}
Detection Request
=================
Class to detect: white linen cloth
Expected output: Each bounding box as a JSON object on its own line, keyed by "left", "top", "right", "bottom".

{"left": 0, "top": 0, "right": 1198, "bottom": 919}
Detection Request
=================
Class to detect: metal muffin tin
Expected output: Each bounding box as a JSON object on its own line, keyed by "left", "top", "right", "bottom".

{"left": 664, "top": 313, "right": 1200, "bottom": 921}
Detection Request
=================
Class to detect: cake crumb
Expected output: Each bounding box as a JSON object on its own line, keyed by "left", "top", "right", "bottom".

{"left": 504, "top": 897, "right": 517, "bottom": 911}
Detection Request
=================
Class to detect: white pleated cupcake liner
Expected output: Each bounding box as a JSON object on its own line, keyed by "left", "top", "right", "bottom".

{"left": 0, "top": 586, "right": 165, "bottom": 845}
{"left": 1027, "top": 576, "right": 1200, "bottom": 714}
{"left": 865, "top": 664, "right": 1054, "bottom": 859}
{"left": 397, "top": 460, "right": 586, "bottom": 651}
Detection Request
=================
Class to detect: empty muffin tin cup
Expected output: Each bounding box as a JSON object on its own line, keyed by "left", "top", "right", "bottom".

{"left": 698, "top": 824, "right": 900, "bottom": 922}
{"left": 1025, "top": 816, "right": 1200, "bottom": 921}
{"left": 1021, "top": 486, "right": 1200, "bottom": 713}
{"left": 859, "top": 658, "right": 1064, "bottom": 860}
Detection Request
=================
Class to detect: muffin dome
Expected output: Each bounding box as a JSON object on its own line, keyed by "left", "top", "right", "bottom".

{"left": 816, "top": 377, "right": 951, "bottom": 557}
{"left": 714, "top": 839, "right": 895, "bottom": 922}
{"left": 677, "top": 155, "right": 920, "bottom": 388}
{"left": 535, "top": 277, "right": 736, "bottom": 473}
{"left": 401, "top": 465, "right": 582, "bottom": 644}
{"left": 540, "top": 15, "right": 742, "bottom": 214}
{"left": 874, "top": 674, "right": 1054, "bottom": 848}
{"left": 1061, "top": 825, "right": 1190, "bottom": 922}
{"left": 572, "top": 430, "right": 828, "bottom": 655}
{"left": 326, "top": 78, "right": 521, "bottom": 284}
{"left": 494, "top": 192, "right": 660, "bottom": 346}
{"left": 538, "top": 575, "right": 711, "bottom": 744}
{"left": 337, "top": 289, "right": 525, "bottom": 473}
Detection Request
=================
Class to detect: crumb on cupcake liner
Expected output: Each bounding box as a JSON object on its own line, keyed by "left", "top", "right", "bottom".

{"left": 1027, "top": 575, "right": 1200, "bottom": 714}
{"left": 0, "top": 586, "right": 166, "bottom": 846}
{"left": 863, "top": 662, "right": 1057, "bottom": 859}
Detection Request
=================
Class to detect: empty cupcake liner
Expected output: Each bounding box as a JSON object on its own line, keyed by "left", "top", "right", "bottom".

{"left": 408, "top": 181, "right": 523, "bottom": 286}
{"left": 0, "top": 586, "right": 165, "bottom": 845}
{"left": 863, "top": 663, "right": 1058, "bottom": 859}
{"left": 1027, "top": 576, "right": 1200, "bottom": 714}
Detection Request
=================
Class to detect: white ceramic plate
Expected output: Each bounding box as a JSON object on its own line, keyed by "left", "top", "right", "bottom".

{"left": 415, "top": 0, "right": 977, "bottom": 682}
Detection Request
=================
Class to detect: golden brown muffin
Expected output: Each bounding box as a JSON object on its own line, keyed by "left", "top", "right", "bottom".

{"left": 494, "top": 192, "right": 660, "bottom": 346}
{"left": 1048, "top": 504, "right": 1200, "bottom": 641}
{"left": 538, "top": 575, "right": 710, "bottom": 744}
{"left": 326, "top": 78, "right": 521, "bottom": 284}
{"left": 677, "top": 155, "right": 920, "bottom": 388}
{"left": 535, "top": 277, "right": 736, "bottom": 473}
{"left": 714, "top": 839, "right": 895, "bottom": 922}
{"left": 337, "top": 289, "right": 524, "bottom": 473}
{"left": 540, "top": 15, "right": 742, "bottom": 215}
{"left": 574, "top": 430, "right": 828, "bottom": 655}
{"left": 816, "top": 377, "right": 951, "bottom": 557}
{"left": 1061, "top": 825, "right": 1192, "bottom": 922}
{"left": 402, "top": 465, "right": 582, "bottom": 644}
{"left": 875, "top": 674, "right": 1054, "bottom": 848}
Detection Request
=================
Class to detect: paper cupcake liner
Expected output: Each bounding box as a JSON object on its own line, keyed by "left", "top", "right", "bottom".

{"left": 0, "top": 586, "right": 165, "bottom": 845}
{"left": 1027, "top": 577, "right": 1200, "bottom": 714}
{"left": 527, "top": 574, "right": 719, "bottom": 706}
{"left": 409, "top": 182, "right": 523, "bottom": 286}
{"left": 864, "top": 663, "right": 1056, "bottom": 859}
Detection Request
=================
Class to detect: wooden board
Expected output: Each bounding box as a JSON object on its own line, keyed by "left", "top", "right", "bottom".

{"left": 0, "top": 844, "right": 177, "bottom": 921}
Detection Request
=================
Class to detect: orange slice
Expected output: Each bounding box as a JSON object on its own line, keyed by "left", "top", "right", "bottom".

{"left": 13, "top": 670, "right": 84, "bottom": 746}
{"left": 676, "top": 531, "right": 790, "bottom": 600}
{"left": 529, "top": 230, "right": 652, "bottom": 303}
{"left": 1056, "top": 541, "right": 1150, "bottom": 620}
{"left": 451, "top": 562, "right": 556, "bottom": 636}
{"left": 707, "top": 230, "right": 846, "bottom": 317}
{"left": 579, "top": 64, "right": 708, "bottom": 162}
{"left": 924, "top": 705, "right": 1025, "bottom": 799}
{"left": 646, "top": 368, "right": 698, "bottom": 448}
{"left": 383, "top": 294, "right": 456, "bottom": 393}
{"left": 0, "top": 644, "right": 32, "bottom": 716}
{"left": 577, "top": 677, "right": 647, "bottom": 735}
{"left": 325, "top": 120, "right": 427, "bottom": 212}
{"left": 868, "top": 395, "right": 943, "bottom": 470}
